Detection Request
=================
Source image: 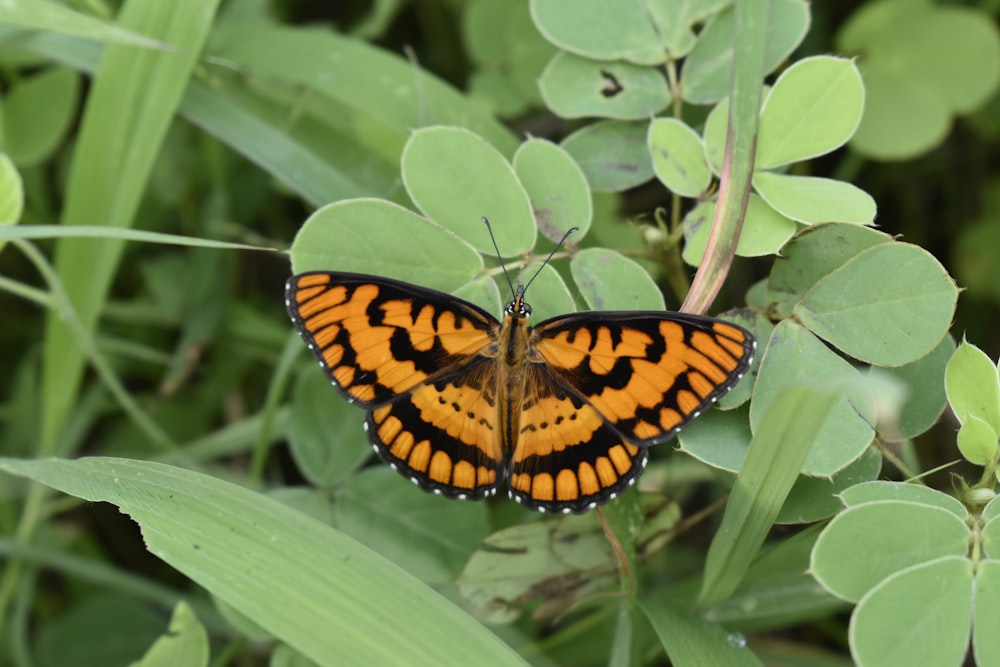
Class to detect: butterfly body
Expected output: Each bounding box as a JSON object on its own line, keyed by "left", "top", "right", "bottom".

{"left": 286, "top": 271, "right": 755, "bottom": 514}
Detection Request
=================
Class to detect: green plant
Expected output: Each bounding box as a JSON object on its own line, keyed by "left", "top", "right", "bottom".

{"left": 0, "top": 0, "right": 998, "bottom": 666}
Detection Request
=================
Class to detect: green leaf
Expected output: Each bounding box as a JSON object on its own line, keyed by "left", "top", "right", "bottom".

{"left": 402, "top": 126, "right": 535, "bottom": 256}
{"left": 333, "top": 467, "right": 491, "bottom": 584}
{"left": 458, "top": 512, "right": 616, "bottom": 624}
{"left": 560, "top": 120, "right": 654, "bottom": 192}
{"left": 765, "top": 222, "right": 891, "bottom": 317}
{"left": 749, "top": 321, "right": 874, "bottom": 477}
{"left": 0, "top": 153, "right": 23, "bottom": 255}
{"left": 210, "top": 24, "right": 517, "bottom": 157}
{"left": 756, "top": 56, "right": 865, "bottom": 168}
{"left": 0, "top": 457, "right": 526, "bottom": 667}
{"left": 3, "top": 66, "right": 80, "bottom": 166}
{"left": 698, "top": 386, "right": 838, "bottom": 607}
{"left": 839, "top": 481, "right": 968, "bottom": 520}
{"left": 0, "top": 0, "right": 166, "bottom": 48}
{"left": 34, "top": 594, "right": 166, "bottom": 667}
{"left": 538, "top": 52, "right": 670, "bottom": 120}
{"left": 810, "top": 501, "right": 970, "bottom": 602}
{"left": 570, "top": 248, "right": 664, "bottom": 310}
{"left": 776, "top": 447, "right": 882, "bottom": 525}
{"left": 682, "top": 195, "right": 798, "bottom": 265}
{"left": 648, "top": 117, "right": 711, "bottom": 197}
{"left": 957, "top": 415, "right": 998, "bottom": 466}
{"left": 130, "top": 602, "right": 208, "bottom": 667}
{"left": 945, "top": 340, "right": 1000, "bottom": 433}
{"left": 680, "top": 0, "right": 810, "bottom": 104}
{"left": 849, "top": 557, "right": 973, "bottom": 667}
{"left": 41, "top": 0, "right": 222, "bottom": 450}
{"left": 288, "top": 370, "right": 372, "bottom": 488}
{"left": 288, "top": 199, "right": 484, "bottom": 296}
{"left": 512, "top": 138, "right": 592, "bottom": 240}
{"left": 529, "top": 0, "right": 666, "bottom": 65}
{"left": 641, "top": 596, "right": 764, "bottom": 667}
{"left": 702, "top": 527, "right": 846, "bottom": 631}
{"left": 839, "top": 1, "right": 1000, "bottom": 160}
{"left": 974, "top": 560, "right": 1000, "bottom": 667}
{"left": 795, "top": 242, "right": 958, "bottom": 367}
{"left": 752, "top": 172, "right": 876, "bottom": 225}
{"left": 880, "top": 334, "right": 956, "bottom": 439}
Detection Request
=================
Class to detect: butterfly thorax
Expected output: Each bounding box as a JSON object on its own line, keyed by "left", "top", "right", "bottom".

{"left": 495, "top": 288, "right": 535, "bottom": 455}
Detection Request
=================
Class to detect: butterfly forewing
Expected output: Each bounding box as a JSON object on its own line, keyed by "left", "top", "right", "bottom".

{"left": 285, "top": 272, "right": 498, "bottom": 407}
{"left": 531, "top": 312, "right": 755, "bottom": 446}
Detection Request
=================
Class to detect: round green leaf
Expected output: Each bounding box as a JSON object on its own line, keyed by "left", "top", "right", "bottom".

{"left": 680, "top": 0, "right": 810, "bottom": 105}
{"left": 538, "top": 52, "right": 670, "bottom": 120}
{"left": 683, "top": 195, "right": 797, "bottom": 266}
{"left": 879, "top": 334, "right": 956, "bottom": 439}
{"left": 648, "top": 117, "right": 711, "bottom": 197}
{"left": 945, "top": 340, "right": 1000, "bottom": 433}
{"left": 452, "top": 275, "right": 502, "bottom": 318}
{"left": 839, "top": 481, "right": 969, "bottom": 520}
{"left": 752, "top": 172, "right": 876, "bottom": 225}
{"left": 757, "top": 56, "right": 865, "bottom": 169}
{"left": 678, "top": 405, "right": 752, "bottom": 473}
{"left": 849, "top": 60, "right": 950, "bottom": 161}
{"left": 702, "top": 96, "right": 730, "bottom": 176}
{"left": 765, "top": 222, "right": 892, "bottom": 318}
{"left": 561, "top": 120, "right": 654, "bottom": 192}
{"left": 749, "top": 320, "right": 874, "bottom": 477}
{"left": 974, "top": 560, "right": 1000, "bottom": 667}
{"left": 401, "top": 126, "right": 536, "bottom": 255}
{"left": 811, "top": 502, "right": 970, "bottom": 602}
{"left": 3, "top": 66, "right": 80, "bottom": 166}
{"left": 570, "top": 247, "right": 664, "bottom": 310}
{"left": 288, "top": 371, "right": 372, "bottom": 488}
{"left": 795, "top": 242, "right": 958, "bottom": 366}
{"left": 512, "top": 138, "right": 592, "bottom": 241}
{"left": 849, "top": 557, "right": 973, "bottom": 667}
{"left": 529, "top": 0, "right": 666, "bottom": 65}
{"left": 289, "top": 199, "right": 484, "bottom": 293}
{"left": 957, "top": 415, "right": 999, "bottom": 466}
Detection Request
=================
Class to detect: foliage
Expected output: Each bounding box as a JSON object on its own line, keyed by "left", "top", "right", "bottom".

{"left": 0, "top": 0, "right": 999, "bottom": 666}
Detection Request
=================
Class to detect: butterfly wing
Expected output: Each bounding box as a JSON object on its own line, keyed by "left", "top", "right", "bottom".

{"left": 508, "top": 364, "right": 649, "bottom": 513}
{"left": 285, "top": 272, "right": 499, "bottom": 406}
{"left": 366, "top": 358, "right": 502, "bottom": 499}
{"left": 286, "top": 271, "right": 505, "bottom": 498}
{"left": 532, "top": 311, "right": 755, "bottom": 446}
{"left": 507, "top": 311, "right": 754, "bottom": 513}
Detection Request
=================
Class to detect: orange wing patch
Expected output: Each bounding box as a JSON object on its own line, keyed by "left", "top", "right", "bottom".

{"left": 366, "top": 360, "right": 503, "bottom": 499}
{"left": 286, "top": 272, "right": 497, "bottom": 407}
{"left": 508, "top": 366, "right": 648, "bottom": 513}
{"left": 532, "top": 312, "right": 754, "bottom": 449}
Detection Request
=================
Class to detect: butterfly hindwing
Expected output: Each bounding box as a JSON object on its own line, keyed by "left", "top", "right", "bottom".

{"left": 285, "top": 272, "right": 499, "bottom": 407}
{"left": 531, "top": 311, "right": 755, "bottom": 446}
{"left": 509, "top": 365, "right": 649, "bottom": 513}
{"left": 365, "top": 359, "right": 503, "bottom": 499}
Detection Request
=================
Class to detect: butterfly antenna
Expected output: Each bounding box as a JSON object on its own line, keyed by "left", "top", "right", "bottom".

{"left": 482, "top": 216, "right": 517, "bottom": 298}
{"left": 523, "top": 226, "right": 579, "bottom": 293}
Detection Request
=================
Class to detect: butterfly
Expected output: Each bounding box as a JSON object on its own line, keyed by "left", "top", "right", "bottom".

{"left": 285, "top": 231, "right": 755, "bottom": 514}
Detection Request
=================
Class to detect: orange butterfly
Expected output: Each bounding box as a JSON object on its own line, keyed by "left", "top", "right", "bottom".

{"left": 285, "top": 235, "right": 754, "bottom": 514}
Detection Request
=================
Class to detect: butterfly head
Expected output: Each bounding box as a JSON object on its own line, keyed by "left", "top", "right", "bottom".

{"left": 504, "top": 283, "right": 532, "bottom": 320}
